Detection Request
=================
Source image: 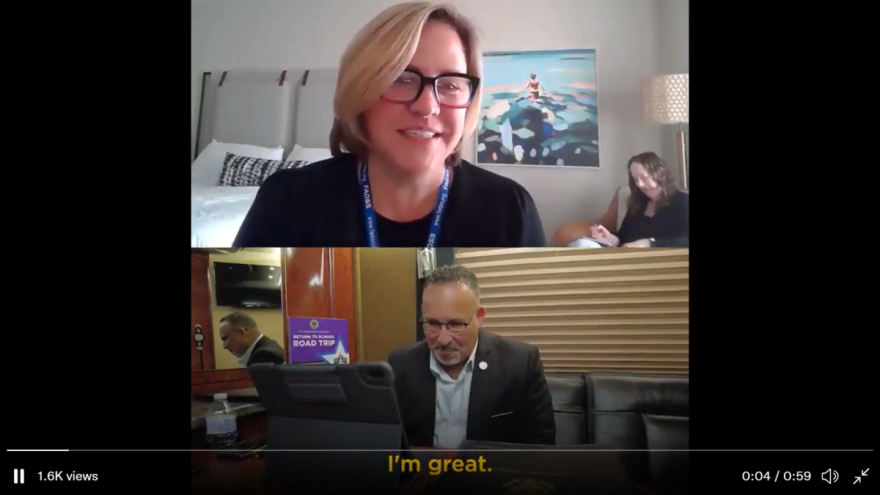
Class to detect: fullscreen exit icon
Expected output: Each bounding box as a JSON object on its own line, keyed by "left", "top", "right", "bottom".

{"left": 13, "top": 469, "right": 24, "bottom": 484}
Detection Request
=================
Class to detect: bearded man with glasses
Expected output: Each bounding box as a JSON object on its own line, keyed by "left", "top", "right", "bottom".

{"left": 388, "top": 264, "right": 555, "bottom": 448}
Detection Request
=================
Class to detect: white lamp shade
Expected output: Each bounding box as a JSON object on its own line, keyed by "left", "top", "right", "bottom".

{"left": 642, "top": 74, "right": 688, "bottom": 124}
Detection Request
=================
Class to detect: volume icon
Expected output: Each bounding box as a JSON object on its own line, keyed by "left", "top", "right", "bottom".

{"left": 821, "top": 469, "right": 839, "bottom": 484}
{"left": 13, "top": 469, "right": 24, "bottom": 484}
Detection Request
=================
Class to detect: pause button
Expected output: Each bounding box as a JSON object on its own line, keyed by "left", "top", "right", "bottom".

{"left": 13, "top": 469, "right": 24, "bottom": 484}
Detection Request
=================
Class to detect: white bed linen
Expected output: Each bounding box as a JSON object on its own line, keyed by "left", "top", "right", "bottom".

{"left": 191, "top": 185, "right": 259, "bottom": 247}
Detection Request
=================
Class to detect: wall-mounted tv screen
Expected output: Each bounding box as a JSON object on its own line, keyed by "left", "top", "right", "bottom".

{"left": 213, "top": 262, "right": 282, "bottom": 308}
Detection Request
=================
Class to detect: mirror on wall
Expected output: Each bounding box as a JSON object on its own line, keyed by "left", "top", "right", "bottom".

{"left": 191, "top": 248, "right": 287, "bottom": 370}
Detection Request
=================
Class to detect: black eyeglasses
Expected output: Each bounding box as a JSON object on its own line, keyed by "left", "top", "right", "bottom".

{"left": 420, "top": 310, "right": 477, "bottom": 334}
{"left": 381, "top": 68, "right": 480, "bottom": 109}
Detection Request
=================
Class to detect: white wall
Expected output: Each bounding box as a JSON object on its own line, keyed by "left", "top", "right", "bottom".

{"left": 192, "top": 0, "right": 687, "bottom": 237}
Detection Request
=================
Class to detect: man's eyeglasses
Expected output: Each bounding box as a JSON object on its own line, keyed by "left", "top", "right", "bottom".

{"left": 420, "top": 311, "right": 477, "bottom": 335}
{"left": 381, "top": 69, "right": 480, "bottom": 109}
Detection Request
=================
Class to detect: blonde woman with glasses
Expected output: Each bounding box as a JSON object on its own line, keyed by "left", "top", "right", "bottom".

{"left": 234, "top": 2, "right": 545, "bottom": 248}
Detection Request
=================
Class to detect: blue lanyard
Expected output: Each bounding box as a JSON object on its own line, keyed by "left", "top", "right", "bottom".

{"left": 359, "top": 161, "right": 450, "bottom": 247}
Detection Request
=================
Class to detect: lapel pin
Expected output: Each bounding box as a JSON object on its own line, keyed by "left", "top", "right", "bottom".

{"left": 479, "top": 361, "right": 488, "bottom": 370}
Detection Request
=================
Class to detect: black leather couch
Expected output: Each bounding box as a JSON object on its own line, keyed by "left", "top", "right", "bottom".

{"left": 547, "top": 372, "right": 689, "bottom": 495}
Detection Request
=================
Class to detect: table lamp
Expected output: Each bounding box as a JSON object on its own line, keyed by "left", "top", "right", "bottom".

{"left": 642, "top": 74, "right": 689, "bottom": 190}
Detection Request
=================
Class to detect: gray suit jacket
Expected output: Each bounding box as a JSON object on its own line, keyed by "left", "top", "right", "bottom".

{"left": 387, "top": 330, "right": 555, "bottom": 446}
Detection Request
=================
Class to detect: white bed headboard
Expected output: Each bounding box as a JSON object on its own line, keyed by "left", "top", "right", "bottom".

{"left": 194, "top": 68, "right": 339, "bottom": 160}
{"left": 296, "top": 68, "right": 339, "bottom": 149}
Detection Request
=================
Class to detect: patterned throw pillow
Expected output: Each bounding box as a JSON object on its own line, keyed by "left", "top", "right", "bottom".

{"left": 217, "top": 152, "right": 312, "bottom": 186}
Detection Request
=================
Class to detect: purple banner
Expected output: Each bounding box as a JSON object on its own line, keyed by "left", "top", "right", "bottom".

{"left": 288, "top": 317, "right": 350, "bottom": 364}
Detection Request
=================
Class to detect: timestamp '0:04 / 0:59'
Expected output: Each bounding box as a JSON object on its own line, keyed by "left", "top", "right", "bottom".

{"left": 742, "top": 471, "right": 811, "bottom": 481}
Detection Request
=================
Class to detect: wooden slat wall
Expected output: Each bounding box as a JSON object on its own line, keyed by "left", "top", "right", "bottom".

{"left": 454, "top": 248, "right": 689, "bottom": 374}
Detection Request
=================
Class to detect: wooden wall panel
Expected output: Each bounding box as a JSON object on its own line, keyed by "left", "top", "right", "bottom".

{"left": 356, "top": 248, "right": 417, "bottom": 361}
{"left": 455, "top": 248, "right": 689, "bottom": 374}
{"left": 191, "top": 253, "right": 216, "bottom": 370}
{"left": 282, "top": 248, "right": 358, "bottom": 362}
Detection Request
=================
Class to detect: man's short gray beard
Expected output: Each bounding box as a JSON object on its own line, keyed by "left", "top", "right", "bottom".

{"left": 432, "top": 349, "right": 463, "bottom": 366}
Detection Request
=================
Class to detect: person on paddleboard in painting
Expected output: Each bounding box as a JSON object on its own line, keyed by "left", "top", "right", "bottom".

{"left": 525, "top": 73, "right": 544, "bottom": 102}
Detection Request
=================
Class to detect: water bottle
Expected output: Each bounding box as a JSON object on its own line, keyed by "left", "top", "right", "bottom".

{"left": 205, "top": 393, "right": 237, "bottom": 448}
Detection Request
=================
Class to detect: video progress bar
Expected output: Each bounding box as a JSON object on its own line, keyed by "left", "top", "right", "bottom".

{"left": 8, "top": 449, "right": 69, "bottom": 452}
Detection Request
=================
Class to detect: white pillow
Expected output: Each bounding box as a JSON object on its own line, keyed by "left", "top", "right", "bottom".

{"left": 285, "top": 144, "right": 333, "bottom": 163}
{"left": 567, "top": 237, "right": 608, "bottom": 248}
{"left": 192, "top": 140, "right": 284, "bottom": 186}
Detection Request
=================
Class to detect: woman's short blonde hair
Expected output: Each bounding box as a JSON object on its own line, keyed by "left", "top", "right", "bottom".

{"left": 329, "top": 2, "right": 482, "bottom": 166}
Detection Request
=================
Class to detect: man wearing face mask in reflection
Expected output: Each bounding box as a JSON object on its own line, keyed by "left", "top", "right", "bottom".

{"left": 218, "top": 312, "right": 285, "bottom": 367}
{"left": 387, "top": 265, "right": 555, "bottom": 448}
